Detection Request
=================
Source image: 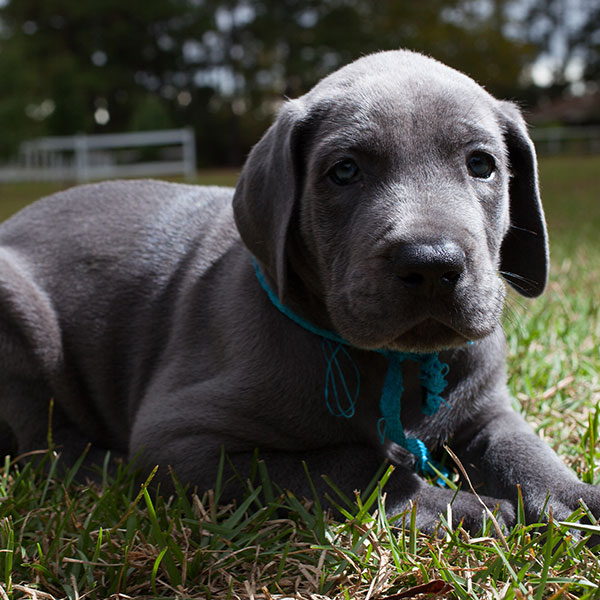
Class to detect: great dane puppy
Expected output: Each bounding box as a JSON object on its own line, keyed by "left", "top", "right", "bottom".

{"left": 1, "top": 50, "right": 598, "bottom": 534}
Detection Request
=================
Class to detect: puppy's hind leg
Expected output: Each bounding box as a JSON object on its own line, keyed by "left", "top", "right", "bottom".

{"left": 0, "top": 378, "right": 55, "bottom": 458}
{"left": 0, "top": 248, "right": 64, "bottom": 462}
{"left": 0, "top": 420, "right": 17, "bottom": 458}
{"left": 0, "top": 376, "right": 119, "bottom": 482}
{"left": 0, "top": 250, "right": 125, "bottom": 479}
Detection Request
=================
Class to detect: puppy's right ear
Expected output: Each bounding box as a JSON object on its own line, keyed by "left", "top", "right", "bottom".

{"left": 496, "top": 101, "right": 549, "bottom": 297}
{"left": 233, "top": 100, "right": 307, "bottom": 300}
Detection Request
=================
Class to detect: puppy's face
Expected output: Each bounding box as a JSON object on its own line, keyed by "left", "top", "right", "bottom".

{"left": 233, "top": 51, "right": 546, "bottom": 354}
{"left": 294, "top": 59, "right": 512, "bottom": 352}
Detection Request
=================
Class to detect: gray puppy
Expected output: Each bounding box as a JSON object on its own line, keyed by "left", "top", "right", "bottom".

{"left": 1, "top": 50, "right": 598, "bottom": 533}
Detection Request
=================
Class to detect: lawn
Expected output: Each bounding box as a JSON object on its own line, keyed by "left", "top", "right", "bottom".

{"left": 0, "top": 156, "right": 599, "bottom": 599}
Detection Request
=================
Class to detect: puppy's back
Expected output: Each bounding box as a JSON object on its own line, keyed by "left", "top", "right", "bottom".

{"left": 0, "top": 180, "right": 239, "bottom": 441}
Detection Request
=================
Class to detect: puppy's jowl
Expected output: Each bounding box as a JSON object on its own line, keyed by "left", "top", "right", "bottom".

{"left": 1, "top": 50, "right": 598, "bottom": 534}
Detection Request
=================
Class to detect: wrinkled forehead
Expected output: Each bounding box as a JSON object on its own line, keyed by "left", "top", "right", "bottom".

{"left": 300, "top": 54, "right": 505, "bottom": 159}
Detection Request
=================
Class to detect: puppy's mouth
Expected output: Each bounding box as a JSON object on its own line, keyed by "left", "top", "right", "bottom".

{"left": 387, "top": 318, "right": 472, "bottom": 353}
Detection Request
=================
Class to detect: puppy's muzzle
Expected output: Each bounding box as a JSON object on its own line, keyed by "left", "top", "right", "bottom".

{"left": 392, "top": 240, "right": 466, "bottom": 298}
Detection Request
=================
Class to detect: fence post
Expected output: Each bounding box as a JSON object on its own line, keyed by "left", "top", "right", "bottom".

{"left": 182, "top": 127, "right": 196, "bottom": 179}
{"left": 74, "top": 134, "right": 89, "bottom": 182}
{"left": 548, "top": 128, "right": 562, "bottom": 154}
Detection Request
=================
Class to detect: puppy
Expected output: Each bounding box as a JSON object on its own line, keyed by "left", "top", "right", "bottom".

{"left": 1, "top": 50, "right": 598, "bottom": 534}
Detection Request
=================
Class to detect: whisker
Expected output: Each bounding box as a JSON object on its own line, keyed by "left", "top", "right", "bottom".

{"left": 507, "top": 224, "right": 542, "bottom": 236}
{"left": 498, "top": 270, "right": 538, "bottom": 285}
{"left": 499, "top": 270, "right": 542, "bottom": 295}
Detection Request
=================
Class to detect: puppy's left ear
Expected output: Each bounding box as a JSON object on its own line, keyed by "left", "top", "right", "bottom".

{"left": 233, "top": 99, "right": 307, "bottom": 300}
{"left": 497, "top": 101, "right": 549, "bottom": 297}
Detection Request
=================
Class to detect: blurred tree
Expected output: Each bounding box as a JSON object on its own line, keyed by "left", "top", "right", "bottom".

{"left": 185, "top": 0, "right": 536, "bottom": 162}
{"left": 580, "top": 4, "right": 600, "bottom": 83}
{"left": 517, "top": 0, "right": 600, "bottom": 94}
{"left": 366, "top": 0, "right": 535, "bottom": 99}
{"left": 0, "top": 27, "right": 45, "bottom": 157}
{"left": 129, "top": 95, "right": 175, "bottom": 132}
{"left": 0, "top": 0, "right": 594, "bottom": 164}
{"left": 0, "top": 0, "right": 208, "bottom": 156}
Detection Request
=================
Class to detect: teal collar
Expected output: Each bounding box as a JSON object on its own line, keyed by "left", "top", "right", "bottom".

{"left": 253, "top": 259, "right": 450, "bottom": 482}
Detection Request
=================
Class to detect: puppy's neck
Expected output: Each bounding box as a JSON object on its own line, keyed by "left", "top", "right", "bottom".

{"left": 281, "top": 252, "right": 335, "bottom": 333}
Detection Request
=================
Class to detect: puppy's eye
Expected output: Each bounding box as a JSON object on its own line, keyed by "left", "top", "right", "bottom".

{"left": 467, "top": 152, "right": 495, "bottom": 179}
{"left": 329, "top": 159, "right": 360, "bottom": 185}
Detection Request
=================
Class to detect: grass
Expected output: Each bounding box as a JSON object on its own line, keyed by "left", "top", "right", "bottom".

{"left": 1, "top": 155, "right": 599, "bottom": 599}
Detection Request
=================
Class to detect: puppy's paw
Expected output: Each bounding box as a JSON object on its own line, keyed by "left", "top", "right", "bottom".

{"left": 572, "top": 482, "right": 600, "bottom": 515}
{"left": 565, "top": 483, "right": 600, "bottom": 546}
{"left": 445, "top": 493, "right": 516, "bottom": 535}
{"left": 387, "top": 487, "right": 515, "bottom": 537}
{"left": 522, "top": 483, "right": 600, "bottom": 547}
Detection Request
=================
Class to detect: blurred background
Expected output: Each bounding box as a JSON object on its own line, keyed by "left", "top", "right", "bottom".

{"left": 0, "top": 0, "right": 598, "bottom": 174}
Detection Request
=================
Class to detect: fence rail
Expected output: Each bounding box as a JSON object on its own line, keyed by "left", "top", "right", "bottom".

{"left": 0, "top": 128, "right": 196, "bottom": 183}
{"left": 1, "top": 125, "right": 598, "bottom": 184}
{"left": 530, "top": 125, "right": 600, "bottom": 155}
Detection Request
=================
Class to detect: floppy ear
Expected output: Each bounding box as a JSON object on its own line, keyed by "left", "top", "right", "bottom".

{"left": 497, "top": 101, "right": 549, "bottom": 297}
{"left": 232, "top": 99, "right": 307, "bottom": 300}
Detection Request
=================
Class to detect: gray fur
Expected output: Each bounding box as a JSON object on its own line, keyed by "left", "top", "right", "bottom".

{"left": 1, "top": 50, "right": 598, "bottom": 534}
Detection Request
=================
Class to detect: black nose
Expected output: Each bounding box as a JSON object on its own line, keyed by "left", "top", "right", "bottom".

{"left": 393, "top": 240, "right": 466, "bottom": 295}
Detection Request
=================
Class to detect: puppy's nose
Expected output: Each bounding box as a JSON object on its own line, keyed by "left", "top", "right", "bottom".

{"left": 393, "top": 240, "right": 466, "bottom": 295}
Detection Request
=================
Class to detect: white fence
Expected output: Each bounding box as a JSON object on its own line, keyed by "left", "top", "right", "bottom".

{"left": 0, "top": 125, "right": 597, "bottom": 183}
{"left": 530, "top": 125, "right": 600, "bottom": 155}
{"left": 0, "top": 128, "right": 196, "bottom": 183}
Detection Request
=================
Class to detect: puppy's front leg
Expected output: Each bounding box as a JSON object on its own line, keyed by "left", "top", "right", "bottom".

{"left": 457, "top": 407, "right": 600, "bottom": 525}
{"left": 218, "top": 449, "right": 516, "bottom": 534}
{"left": 130, "top": 416, "right": 515, "bottom": 534}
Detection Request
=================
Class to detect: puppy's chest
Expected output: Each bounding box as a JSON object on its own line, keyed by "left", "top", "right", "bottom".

{"left": 269, "top": 346, "right": 460, "bottom": 445}
{"left": 328, "top": 353, "right": 465, "bottom": 443}
{"left": 249, "top": 343, "right": 379, "bottom": 445}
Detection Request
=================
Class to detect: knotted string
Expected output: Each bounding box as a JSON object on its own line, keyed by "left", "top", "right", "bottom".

{"left": 377, "top": 351, "right": 449, "bottom": 477}
{"left": 253, "top": 259, "right": 450, "bottom": 483}
{"left": 323, "top": 339, "right": 360, "bottom": 418}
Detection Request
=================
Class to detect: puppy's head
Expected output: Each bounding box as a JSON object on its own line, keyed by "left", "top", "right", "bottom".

{"left": 233, "top": 50, "right": 548, "bottom": 353}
